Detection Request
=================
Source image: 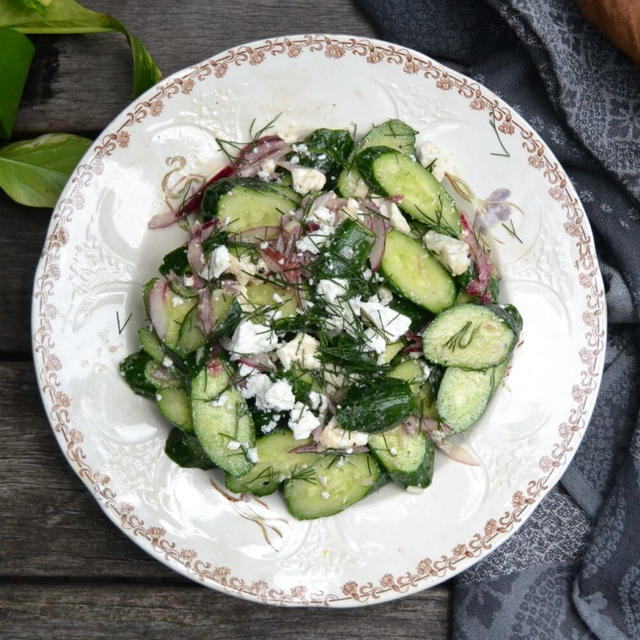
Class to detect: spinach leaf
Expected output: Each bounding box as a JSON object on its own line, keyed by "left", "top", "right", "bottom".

{"left": 0, "top": 133, "right": 91, "bottom": 207}
{"left": 0, "top": 27, "right": 34, "bottom": 139}
{"left": 0, "top": 0, "right": 161, "bottom": 97}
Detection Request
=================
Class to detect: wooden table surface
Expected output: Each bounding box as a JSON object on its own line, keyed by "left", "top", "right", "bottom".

{"left": 1, "top": 2, "right": 451, "bottom": 637}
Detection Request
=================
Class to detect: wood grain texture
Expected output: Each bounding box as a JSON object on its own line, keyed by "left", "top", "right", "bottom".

{"left": 14, "top": 0, "right": 377, "bottom": 136}
{"left": 1, "top": 582, "right": 449, "bottom": 639}
{"left": 0, "top": 193, "right": 51, "bottom": 354}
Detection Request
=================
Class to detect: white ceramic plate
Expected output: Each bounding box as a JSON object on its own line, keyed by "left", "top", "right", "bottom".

{"left": 32, "top": 35, "right": 606, "bottom": 607}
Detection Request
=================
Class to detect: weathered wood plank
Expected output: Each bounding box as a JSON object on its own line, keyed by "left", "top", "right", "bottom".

{"left": 14, "top": 0, "right": 377, "bottom": 136}
{"left": 0, "top": 362, "right": 178, "bottom": 578}
{"left": 0, "top": 194, "right": 52, "bottom": 354}
{"left": 0, "top": 582, "right": 450, "bottom": 639}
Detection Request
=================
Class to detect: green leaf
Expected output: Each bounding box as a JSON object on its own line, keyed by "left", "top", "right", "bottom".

{"left": 0, "top": 133, "right": 91, "bottom": 207}
{"left": 0, "top": 0, "right": 161, "bottom": 97}
{"left": 0, "top": 27, "right": 34, "bottom": 139}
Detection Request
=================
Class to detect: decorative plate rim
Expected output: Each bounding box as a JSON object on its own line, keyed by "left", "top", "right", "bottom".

{"left": 31, "top": 33, "right": 606, "bottom": 607}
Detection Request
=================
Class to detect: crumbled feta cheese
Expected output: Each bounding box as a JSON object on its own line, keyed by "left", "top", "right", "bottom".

{"left": 316, "top": 278, "right": 349, "bottom": 304}
{"left": 263, "top": 379, "right": 296, "bottom": 412}
{"left": 389, "top": 447, "right": 398, "bottom": 456}
{"left": 207, "top": 244, "right": 231, "bottom": 279}
{"left": 171, "top": 296, "right": 184, "bottom": 307}
{"left": 162, "top": 356, "right": 173, "bottom": 368}
{"left": 259, "top": 241, "right": 269, "bottom": 250}
{"left": 296, "top": 223, "right": 336, "bottom": 254}
{"left": 276, "top": 333, "right": 321, "bottom": 371}
{"left": 423, "top": 230, "right": 471, "bottom": 276}
{"left": 183, "top": 275, "right": 194, "bottom": 287}
{"left": 228, "top": 319, "right": 279, "bottom": 355}
{"left": 363, "top": 327, "right": 386, "bottom": 354}
{"left": 227, "top": 440, "right": 242, "bottom": 451}
{"left": 292, "top": 143, "right": 308, "bottom": 154}
{"left": 318, "top": 418, "right": 369, "bottom": 451}
{"left": 246, "top": 447, "right": 259, "bottom": 463}
{"left": 360, "top": 298, "right": 411, "bottom": 342}
{"left": 377, "top": 286, "right": 393, "bottom": 306}
{"left": 321, "top": 491, "right": 330, "bottom": 500}
{"left": 291, "top": 166, "right": 326, "bottom": 195}
{"left": 272, "top": 292, "right": 283, "bottom": 303}
{"left": 289, "top": 402, "right": 321, "bottom": 440}
{"left": 373, "top": 197, "right": 411, "bottom": 234}
{"left": 416, "top": 140, "right": 459, "bottom": 182}
{"left": 311, "top": 205, "right": 334, "bottom": 224}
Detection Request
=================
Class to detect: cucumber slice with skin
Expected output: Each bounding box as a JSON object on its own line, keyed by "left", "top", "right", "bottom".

{"left": 337, "top": 119, "right": 416, "bottom": 198}
{"left": 225, "top": 430, "right": 320, "bottom": 496}
{"left": 201, "top": 178, "right": 300, "bottom": 232}
{"left": 335, "top": 378, "right": 416, "bottom": 433}
{"left": 356, "top": 146, "right": 461, "bottom": 236}
{"left": 422, "top": 303, "right": 521, "bottom": 370}
{"left": 381, "top": 230, "right": 457, "bottom": 314}
{"left": 369, "top": 425, "right": 434, "bottom": 488}
{"left": 283, "top": 453, "right": 384, "bottom": 520}
{"left": 165, "top": 427, "right": 214, "bottom": 470}
{"left": 191, "top": 359, "right": 255, "bottom": 476}
{"left": 138, "top": 326, "right": 165, "bottom": 363}
{"left": 156, "top": 387, "right": 192, "bottom": 431}
{"left": 436, "top": 366, "right": 498, "bottom": 433}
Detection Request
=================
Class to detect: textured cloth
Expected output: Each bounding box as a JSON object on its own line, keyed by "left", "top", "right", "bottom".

{"left": 355, "top": 1, "right": 640, "bottom": 638}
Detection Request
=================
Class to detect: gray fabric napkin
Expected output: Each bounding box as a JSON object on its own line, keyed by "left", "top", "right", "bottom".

{"left": 355, "top": 1, "right": 640, "bottom": 637}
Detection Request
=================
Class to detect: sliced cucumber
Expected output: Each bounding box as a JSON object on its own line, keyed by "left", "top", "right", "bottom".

{"left": 381, "top": 230, "right": 456, "bottom": 314}
{"left": 145, "top": 277, "right": 197, "bottom": 351}
{"left": 283, "top": 453, "right": 383, "bottom": 519}
{"left": 138, "top": 326, "right": 165, "bottom": 363}
{"left": 201, "top": 178, "right": 300, "bottom": 232}
{"left": 156, "top": 387, "right": 192, "bottom": 431}
{"left": 436, "top": 366, "right": 499, "bottom": 433}
{"left": 356, "top": 146, "right": 461, "bottom": 236}
{"left": 337, "top": 119, "right": 416, "bottom": 198}
{"left": 335, "top": 378, "right": 416, "bottom": 433}
{"left": 368, "top": 425, "right": 434, "bottom": 488}
{"left": 191, "top": 360, "right": 255, "bottom": 476}
{"left": 164, "top": 427, "right": 215, "bottom": 470}
{"left": 311, "top": 218, "right": 375, "bottom": 278}
{"left": 422, "top": 303, "right": 520, "bottom": 370}
{"left": 120, "top": 351, "right": 156, "bottom": 398}
{"left": 381, "top": 341, "right": 404, "bottom": 364}
{"left": 144, "top": 360, "right": 182, "bottom": 390}
{"left": 225, "top": 430, "right": 320, "bottom": 496}
{"left": 245, "top": 282, "right": 298, "bottom": 318}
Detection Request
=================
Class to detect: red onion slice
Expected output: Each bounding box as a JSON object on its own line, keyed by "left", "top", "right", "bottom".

{"left": 234, "top": 136, "right": 290, "bottom": 178}
{"left": 147, "top": 278, "right": 170, "bottom": 340}
{"left": 420, "top": 417, "right": 480, "bottom": 466}
{"left": 197, "top": 288, "right": 215, "bottom": 335}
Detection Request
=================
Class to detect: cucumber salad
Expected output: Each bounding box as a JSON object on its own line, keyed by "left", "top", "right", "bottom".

{"left": 120, "top": 119, "right": 523, "bottom": 520}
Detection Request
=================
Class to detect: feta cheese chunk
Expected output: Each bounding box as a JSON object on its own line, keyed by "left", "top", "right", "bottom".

{"left": 228, "top": 319, "right": 278, "bottom": 355}
{"left": 363, "top": 327, "right": 386, "bottom": 354}
{"left": 263, "top": 379, "right": 296, "bottom": 412}
{"left": 316, "top": 278, "right": 349, "bottom": 304}
{"left": 416, "top": 140, "right": 459, "bottom": 182}
{"left": 359, "top": 298, "right": 411, "bottom": 342}
{"left": 204, "top": 244, "right": 231, "bottom": 279}
{"left": 318, "top": 418, "right": 369, "bottom": 451}
{"left": 276, "top": 333, "right": 321, "bottom": 371}
{"left": 289, "top": 402, "right": 321, "bottom": 440}
{"left": 291, "top": 166, "right": 326, "bottom": 195}
{"left": 423, "top": 230, "right": 471, "bottom": 276}
{"left": 373, "top": 197, "right": 411, "bottom": 234}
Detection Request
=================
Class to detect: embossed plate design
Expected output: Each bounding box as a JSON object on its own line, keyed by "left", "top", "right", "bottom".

{"left": 32, "top": 35, "right": 606, "bottom": 607}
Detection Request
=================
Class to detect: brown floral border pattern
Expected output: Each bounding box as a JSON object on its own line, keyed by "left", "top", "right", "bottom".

{"left": 33, "top": 35, "right": 605, "bottom": 606}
